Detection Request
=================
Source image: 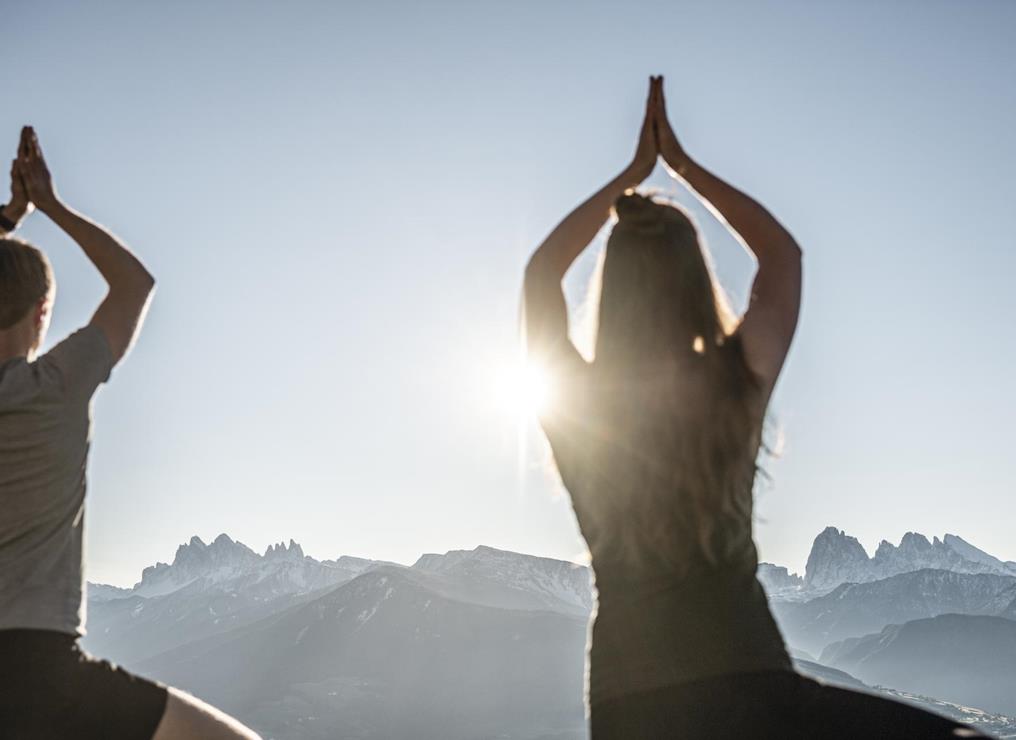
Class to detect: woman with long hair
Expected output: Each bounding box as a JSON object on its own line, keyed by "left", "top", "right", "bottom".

{"left": 523, "top": 77, "right": 987, "bottom": 739}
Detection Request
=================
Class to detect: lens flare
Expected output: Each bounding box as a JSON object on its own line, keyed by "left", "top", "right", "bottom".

{"left": 495, "top": 361, "right": 553, "bottom": 420}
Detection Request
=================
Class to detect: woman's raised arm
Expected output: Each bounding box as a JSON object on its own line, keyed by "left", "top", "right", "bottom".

{"left": 524, "top": 77, "right": 660, "bottom": 366}
{"left": 654, "top": 78, "right": 802, "bottom": 390}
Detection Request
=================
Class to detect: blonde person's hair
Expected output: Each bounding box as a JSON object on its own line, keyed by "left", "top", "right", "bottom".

{"left": 580, "top": 193, "right": 761, "bottom": 572}
{"left": 0, "top": 239, "right": 54, "bottom": 329}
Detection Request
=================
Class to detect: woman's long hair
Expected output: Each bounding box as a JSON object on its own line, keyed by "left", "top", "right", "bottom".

{"left": 581, "top": 193, "right": 763, "bottom": 573}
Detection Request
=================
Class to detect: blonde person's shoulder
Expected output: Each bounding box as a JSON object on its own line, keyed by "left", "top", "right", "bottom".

{"left": 37, "top": 324, "right": 114, "bottom": 402}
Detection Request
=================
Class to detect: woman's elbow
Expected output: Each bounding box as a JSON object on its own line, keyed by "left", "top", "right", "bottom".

{"left": 524, "top": 250, "right": 565, "bottom": 288}
{"left": 524, "top": 251, "right": 545, "bottom": 281}
{"left": 789, "top": 236, "right": 803, "bottom": 259}
{"left": 776, "top": 235, "right": 802, "bottom": 265}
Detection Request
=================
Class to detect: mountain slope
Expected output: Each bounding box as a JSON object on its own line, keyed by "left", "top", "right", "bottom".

{"left": 819, "top": 613, "right": 1016, "bottom": 717}
{"left": 771, "top": 568, "right": 1016, "bottom": 654}
{"left": 136, "top": 565, "right": 589, "bottom": 740}
{"left": 794, "top": 659, "right": 1016, "bottom": 737}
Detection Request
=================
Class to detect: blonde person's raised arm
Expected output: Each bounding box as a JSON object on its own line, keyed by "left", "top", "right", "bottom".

{"left": 16, "top": 127, "right": 155, "bottom": 365}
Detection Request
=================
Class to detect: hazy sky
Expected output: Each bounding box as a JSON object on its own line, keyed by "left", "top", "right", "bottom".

{"left": 4, "top": 1, "right": 1015, "bottom": 586}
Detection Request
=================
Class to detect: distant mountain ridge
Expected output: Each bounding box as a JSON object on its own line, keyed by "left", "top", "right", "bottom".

{"left": 94, "top": 534, "right": 590, "bottom": 610}
{"left": 96, "top": 526, "right": 1013, "bottom": 607}
{"left": 802, "top": 527, "right": 1016, "bottom": 593}
{"left": 132, "top": 533, "right": 379, "bottom": 599}
{"left": 756, "top": 526, "right": 1016, "bottom": 599}
{"left": 83, "top": 535, "right": 589, "bottom": 668}
{"left": 83, "top": 534, "right": 388, "bottom": 666}
{"left": 761, "top": 527, "right": 1016, "bottom": 658}
{"left": 82, "top": 529, "right": 1016, "bottom": 739}
{"left": 413, "top": 544, "right": 592, "bottom": 616}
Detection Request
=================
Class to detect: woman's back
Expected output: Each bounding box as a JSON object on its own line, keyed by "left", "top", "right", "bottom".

{"left": 540, "top": 342, "right": 791, "bottom": 707}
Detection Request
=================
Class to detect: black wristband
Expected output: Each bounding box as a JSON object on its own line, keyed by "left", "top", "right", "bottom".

{"left": 0, "top": 205, "right": 18, "bottom": 232}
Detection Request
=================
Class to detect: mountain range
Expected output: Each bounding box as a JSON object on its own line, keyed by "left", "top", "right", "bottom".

{"left": 797, "top": 527, "right": 1016, "bottom": 593}
{"left": 83, "top": 527, "right": 1016, "bottom": 739}
{"left": 84, "top": 534, "right": 385, "bottom": 666}
{"left": 760, "top": 528, "right": 1016, "bottom": 722}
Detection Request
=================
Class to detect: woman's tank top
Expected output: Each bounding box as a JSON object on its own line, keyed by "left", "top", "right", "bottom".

{"left": 540, "top": 354, "right": 792, "bottom": 708}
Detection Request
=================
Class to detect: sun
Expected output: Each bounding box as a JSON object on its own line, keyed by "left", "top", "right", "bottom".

{"left": 494, "top": 360, "right": 554, "bottom": 420}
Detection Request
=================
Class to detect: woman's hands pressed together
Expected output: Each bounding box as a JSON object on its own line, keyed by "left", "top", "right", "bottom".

{"left": 650, "top": 76, "right": 691, "bottom": 177}
{"left": 628, "top": 76, "right": 662, "bottom": 182}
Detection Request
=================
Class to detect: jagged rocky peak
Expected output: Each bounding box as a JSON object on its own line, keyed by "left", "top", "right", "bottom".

{"left": 264, "top": 539, "right": 306, "bottom": 560}
{"left": 899, "top": 531, "right": 933, "bottom": 553}
{"left": 812, "top": 526, "right": 866, "bottom": 552}
{"left": 170, "top": 535, "right": 205, "bottom": 563}
{"left": 874, "top": 540, "right": 895, "bottom": 560}
{"left": 800, "top": 527, "right": 1016, "bottom": 595}
{"left": 942, "top": 533, "right": 1016, "bottom": 572}
{"left": 140, "top": 561, "right": 171, "bottom": 581}
{"left": 132, "top": 534, "right": 263, "bottom": 596}
{"left": 757, "top": 563, "right": 804, "bottom": 593}
{"left": 804, "top": 527, "right": 871, "bottom": 591}
{"left": 113, "top": 533, "right": 389, "bottom": 601}
{"left": 873, "top": 532, "right": 936, "bottom": 565}
{"left": 172, "top": 533, "right": 258, "bottom": 567}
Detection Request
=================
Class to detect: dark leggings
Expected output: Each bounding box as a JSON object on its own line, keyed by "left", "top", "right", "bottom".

{"left": 591, "top": 670, "right": 990, "bottom": 739}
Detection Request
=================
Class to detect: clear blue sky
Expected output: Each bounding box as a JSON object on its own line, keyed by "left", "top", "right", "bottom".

{"left": 4, "top": 1, "right": 1015, "bottom": 585}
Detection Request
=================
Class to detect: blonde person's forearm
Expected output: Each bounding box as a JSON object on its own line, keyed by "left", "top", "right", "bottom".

{"left": 42, "top": 199, "right": 154, "bottom": 295}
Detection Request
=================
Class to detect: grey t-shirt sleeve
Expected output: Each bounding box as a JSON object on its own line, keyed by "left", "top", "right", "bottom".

{"left": 40, "top": 324, "right": 114, "bottom": 402}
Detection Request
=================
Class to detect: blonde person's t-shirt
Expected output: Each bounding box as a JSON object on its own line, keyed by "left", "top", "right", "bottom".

{"left": 0, "top": 325, "right": 113, "bottom": 635}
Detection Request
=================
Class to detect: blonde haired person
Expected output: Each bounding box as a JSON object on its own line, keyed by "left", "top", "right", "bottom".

{"left": 0, "top": 128, "right": 259, "bottom": 739}
{"left": 523, "top": 77, "right": 987, "bottom": 739}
